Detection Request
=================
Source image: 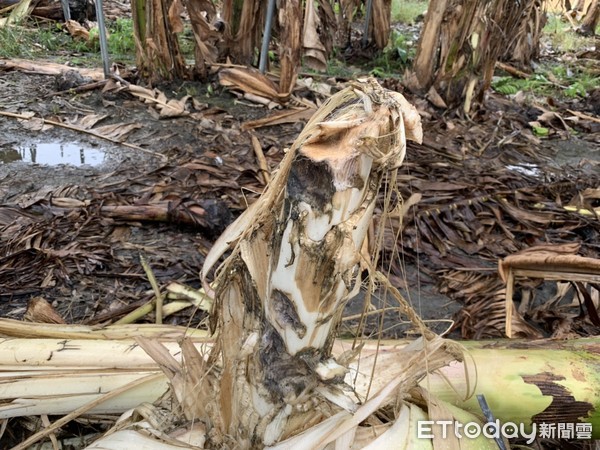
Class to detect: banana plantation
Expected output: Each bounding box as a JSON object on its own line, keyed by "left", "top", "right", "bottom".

{"left": 0, "top": 0, "right": 599, "bottom": 448}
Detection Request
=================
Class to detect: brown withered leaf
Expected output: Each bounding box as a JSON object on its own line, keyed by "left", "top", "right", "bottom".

{"left": 302, "top": 0, "right": 327, "bottom": 71}
{"left": 65, "top": 20, "right": 91, "bottom": 40}
{"left": 93, "top": 122, "right": 142, "bottom": 141}
{"left": 241, "top": 107, "right": 316, "bottom": 131}
{"left": 67, "top": 114, "right": 108, "bottom": 130}
{"left": 444, "top": 271, "right": 542, "bottom": 339}
{"left": 168, "top": 0, "right": 185, "bottom": 33}
{"left": 24, "top": 297, "right": 66, "bottom": 324}
{"left": 0, "top": 206, "right": 38, "bottom": 227}
{"left": 409, "top": 181, "right": 470, "bottom": 191}
{"left": 218, "top": 67, "right": 287, "bottom": 103}
{"left": 18, "top": 117, "right": 53, "bottom": 132}
{"left": 574, "top": 282, "right": 600, "bottom": 327}
{"left": 426, "top": 86, "right": 448, "bottom": 109}
{"left": 502, "top": 198, "right": 556, "bottom": 225}
{"left": 127, "top": 84, "right": 191, "bottom": 118}
{"left": 184, "top": 0, "right": 220, "bottom": 72}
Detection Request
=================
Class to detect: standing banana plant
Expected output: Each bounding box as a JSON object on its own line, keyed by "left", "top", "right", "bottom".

{"left": 199, "top": 78, "right": 423, "bottom": 447}
{"left": 580, "top": 0, "right": 599, "bottom": 36}
{"left": 405, "top": 0, "right": 536, "bottom": 112}
{"left": 500, "top": 0, "right": 544, "bottom": 68}
{"left": 131, "top": 0, "right": 186, "bottom": 81}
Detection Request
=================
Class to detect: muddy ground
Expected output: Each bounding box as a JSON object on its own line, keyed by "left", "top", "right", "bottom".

{"left": 0, "top": 70, "right": 291, "bottom": 327}
{"left": 0, "top": 64, "right": 599, "bottom": 342}
{"left": 0, "top": 67, "right": 465, "bottom": 338}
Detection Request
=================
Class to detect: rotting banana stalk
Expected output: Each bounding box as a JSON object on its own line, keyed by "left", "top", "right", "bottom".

{"left": 200, "top": 78, "right": 423, "bottom": 448}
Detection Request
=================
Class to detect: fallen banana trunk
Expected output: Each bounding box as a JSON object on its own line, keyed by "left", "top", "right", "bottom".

{"left": 0, "top": 336, "right": 212, "bottom": 419}
{"left": 341, "top": 338, "right": 600, "bottom": 436}
{"left": 0, "top": 337, "right": 599, "bottom": 438}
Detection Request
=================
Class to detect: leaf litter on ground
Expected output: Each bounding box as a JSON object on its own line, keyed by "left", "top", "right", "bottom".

{"left": 1, "top": 60, "right": 599, "bottom": 345}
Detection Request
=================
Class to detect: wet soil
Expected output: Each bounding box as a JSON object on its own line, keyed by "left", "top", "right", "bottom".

{"left": 1, "top": 66, "right": 599, "bottom": 340}
{"left": 0, "top": 69, "right": 300, "bottom": 329}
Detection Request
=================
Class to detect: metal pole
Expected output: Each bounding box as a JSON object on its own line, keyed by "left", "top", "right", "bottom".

{"left": 60, "top": 0, "right": 71, "bottom": 21}
{"left": 362, "top": 0, "right": 373, "bottom": 47}
{"left": 259, "top": 0, "right": 277, "bottom": 74}
{"left": 95, "top": 0, "right": 111, "bottom": 78}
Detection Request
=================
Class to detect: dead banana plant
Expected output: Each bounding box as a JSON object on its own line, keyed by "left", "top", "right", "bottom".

{"left": 198, "top": 78, "right": 423, "bottom": 447}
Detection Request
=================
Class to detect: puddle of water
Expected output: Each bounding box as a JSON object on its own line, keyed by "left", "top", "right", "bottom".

{"left": 0, "top": 142, "right": 106, "bottom": 166}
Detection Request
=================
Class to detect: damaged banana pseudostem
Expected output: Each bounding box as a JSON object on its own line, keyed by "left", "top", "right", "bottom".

{"left": 199, "top": 77, "right": 423, "bottom": 448}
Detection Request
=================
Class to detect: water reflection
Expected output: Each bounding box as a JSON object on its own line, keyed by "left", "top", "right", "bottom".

{"left": 0, "top": 149, "right": 22, "bottom": 164}
{"left": 0, "top": 142, "right": 106, "bottom": 166}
